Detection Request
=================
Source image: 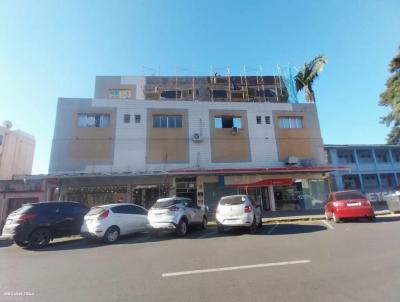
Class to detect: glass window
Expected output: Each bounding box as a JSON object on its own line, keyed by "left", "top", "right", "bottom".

{"left": 219, "top": 195, "right": 245, "bottom": 205}
{"left": 135, "top": 114, "right": 141, "bottom": 123}
{"left": 375, "top": 149, "right": 389, "bottom": 163}
{"left": 152, "top": 199, "right": 181, "bottom": 208}
{"left": 124, "top": 114, "right": 130, "bottom": 123}
{"left": 335, "top": 191, "right": 365, "bottom": 200}
{"left": 256, "top": 116, "right": 262, "bottom": 124}
{"left": 342, "top": 175, "right": 361, "bottom": 190}
{"left": 357, "top": 149, "right": 373, "bottom": 163}
{"left": 265, "top": 116, "right": 271, "bottom": 124}
{"left": 214, "top": 116, "right": 242, "bottom": 129}
{"left": 337, "top": 150, "right": 355, "bottom": 164}
{"left": 391, "top": 149, "right": 400, "bottom": 162}
{"left": 153, "top": 115, "right": 182, "bottom": 128}
{"left": 108, "top": 89, "right": 132, "bottom": 99}
{"left": 362, "top": 174, "right": 379, "bottom": 189}
{"left": 111, "top": 205, "right": 133, "bottom": 214}
{"left": 278, "top": 117, "right": 304, "bottom": 129}
{"left": 77, "top": 114, "right": 110, "bottom": 128}
{"left": 380, "top": 173, "right": 395, "bottom": 188}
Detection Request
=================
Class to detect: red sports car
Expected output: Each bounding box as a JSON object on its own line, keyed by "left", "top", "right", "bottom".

{"left": 324, "top": 190, "right": 375, "bottom": 222}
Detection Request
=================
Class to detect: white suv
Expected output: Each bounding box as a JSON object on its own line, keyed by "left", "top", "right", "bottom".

{"left": 148, "top": 197, "right": 207, "bottom": 236}
{"left": 216, "top": 195, "right": 262, "bottom": 234}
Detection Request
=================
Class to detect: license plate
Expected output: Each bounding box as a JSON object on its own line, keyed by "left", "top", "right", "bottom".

{"left": 347, "top": 202, "right": 361, "bottom": 207}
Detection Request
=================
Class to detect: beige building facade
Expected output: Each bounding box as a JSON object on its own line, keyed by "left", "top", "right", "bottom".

{"left": 0, "top": 122, "right": 35, "bottom": 180}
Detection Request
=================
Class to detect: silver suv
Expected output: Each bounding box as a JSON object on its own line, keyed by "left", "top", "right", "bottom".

{"left": 216, "top": 195, "right": 262, "bottom": 234}
{"left": 148, "top": 197, "right": 207, "bottom": 236}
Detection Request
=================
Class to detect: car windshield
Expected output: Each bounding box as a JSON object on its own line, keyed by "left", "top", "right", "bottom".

{"left": 219, "top": 196, "right": 245, "bottom": 205}
{"left": 86, "top": 207, "right": 106, "bottom": 216}
{"left": 336, "top": 192, "right": 365, "bottom": 200}
{"left": 153, "top": 199, "right": 180, "bottom": 208}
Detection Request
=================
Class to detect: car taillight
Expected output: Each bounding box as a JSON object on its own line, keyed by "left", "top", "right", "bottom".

{"left": 244, "top": 205, "right": 252, "bottom": 213}
{"left": 97, "top": 210, "right": 109, "bottom": 220}
{"left": 16, "top": 213, "right": 36, "bottom": 222}
{"left": 168, "top": 205, "right": 178, "bottom": 212}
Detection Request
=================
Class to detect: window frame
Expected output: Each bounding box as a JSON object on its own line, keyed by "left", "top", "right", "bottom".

{"left": 278, "top": 116, "right": 304, "bottom": 129}
{"left": 153, "top": 115, "right": 183, "bottom": 129}
{"left": 123, "top": 114, "right": 131, "bottom": 124}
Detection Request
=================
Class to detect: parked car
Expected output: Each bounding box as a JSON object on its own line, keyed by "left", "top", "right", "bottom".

{"left": 148, "top": 197, "right": 207, "bottom": 236}
{"left": 1, "top": 201, "right": 89, "bottom": 249}
{"left": 324, "top": 190, "right": 375, "bottom": 222}
{"left": 216, "top": 195, "right": 262, "bottom": 233}
{"left": 81, "top": 203, "right": 150, "bottom": 243}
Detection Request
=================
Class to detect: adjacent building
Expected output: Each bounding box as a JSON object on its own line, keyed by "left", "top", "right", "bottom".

{"left": 0, "top": 121, "right": 35, "bottom": 180}
{"left": 326, "top": 144, "right": 400, "bottom": 201}
{"left": 48, "top": 75, "right": 344, "bottom": 211}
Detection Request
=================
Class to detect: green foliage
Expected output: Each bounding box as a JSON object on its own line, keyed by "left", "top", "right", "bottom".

{"left": 295, "top": 55, "right": 327, "bottom": 103}
{"left": 379, "top": 46, "right": 400, "bottom": 144}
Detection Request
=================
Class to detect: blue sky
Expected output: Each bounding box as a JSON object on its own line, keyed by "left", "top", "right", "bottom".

{"left": 0, "top": 0, "right": 399, "bottom": 174}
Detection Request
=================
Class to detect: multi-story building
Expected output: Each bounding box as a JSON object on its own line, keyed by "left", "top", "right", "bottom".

{"left": 0, "top": 121, "right": 35, "bottom": 180}
{"left": 326, "top": 144, "right": 400, "bottom": 202}
{"left": 49, "top": 75, "right": 343, "bottom": 211}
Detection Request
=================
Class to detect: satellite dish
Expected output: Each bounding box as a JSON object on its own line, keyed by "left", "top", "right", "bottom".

{"left": 3, "top": 120, "right": 12, "bottom": 129}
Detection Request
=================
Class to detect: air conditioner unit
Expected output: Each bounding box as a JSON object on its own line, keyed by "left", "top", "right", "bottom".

{"left": 192, "top": 133, "right": 203, "bottom": 143}
{"left": 231, "top": 127, "right": 238, "bottom": 135}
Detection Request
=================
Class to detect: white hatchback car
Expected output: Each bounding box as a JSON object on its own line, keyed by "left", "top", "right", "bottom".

{"left": 216, "top": 195, "right": 262, "bottom": 234}
{"left": 81, "top": 203, "right": 150, "bottom": 243}
{"left": 148, "top": 197, "right": 207, "bottom": 236}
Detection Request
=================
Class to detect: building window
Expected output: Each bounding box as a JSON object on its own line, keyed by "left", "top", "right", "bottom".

{"left": 108, "top": 89, "right": 132, "bottom": 99}
{"left": 375, "top": 149, "right": 389, "bottom": 163}
{"left": 256, "top": 116, "right": 262, "bottom": 124}
{"left": 265, "top": 116, "right": 271, "bottom": 124}
{"left": 211, "top": 90, "right": 228, "bottom": 99}
{"left": 337, "top": 150, "right": 355, "bottom": 164}
{"left": 124, "top": 114, "right": 130, "bottom": 123}
{"left": 380, "top": 173, "right": 395, "bottom": 188}
{"left": 362, "top": 174, "right": 379, "bottom": 189}
{"left": 342, "top": 175, "right": 361, "bottom": 190}
{"left": 153, "top": 115, "right": 182, "bottom": 128}
{"left": 278, "top": 117, "right": 303, "bottom": 129}
{"left": 135, "top": 114, "right": 141, "bottom": 123}
{"left": 160, "top": 90, "right": 181, "bottom": 99}
{"left": 391, "top": 149, "right": 400, "bottom": 162}
{"left": 0, "top": 134, "right": 3, "bottom": 145}
{"left": 77, "top": 114, "right": 110, "bottom": 128}
{"left": 357, "top": 149, "right": 373, "bottom": 163}
{"left": 214, "top": 116, "right": 242, "bottom": 129}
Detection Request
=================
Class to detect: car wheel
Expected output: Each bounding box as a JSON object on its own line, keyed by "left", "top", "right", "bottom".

{"left": 103, "top": 226, "right": 120, "bottom": 244}
{"left": 332, "top": 213, "right": 340, "bottom": 223}
{"left": 201, "top": 216, "right": 208, "bottom": 230}
{"left": 28, "top": 228, "right": 51, "bottom": 249}
{"left": 217, "top": 225, "right": 224, "bottom": 233}
{"left": 249, "top": 217, "right": 257, "bottom": 234}
{"left": 177, "top": 219, "right": 188, "bottom": 236}
{"left": 14, "top": 240, "right": 28, "bottom": 247}
{"left": 368, "top": 215, "right": 376, "bottom": 222}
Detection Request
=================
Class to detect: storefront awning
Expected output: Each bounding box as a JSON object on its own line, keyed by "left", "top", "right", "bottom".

{"left": 227, "top": 178, "right": 294, "bottom": 188}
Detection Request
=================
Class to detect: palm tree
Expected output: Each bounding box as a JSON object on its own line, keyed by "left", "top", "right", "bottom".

{"left": 295, "top": 55, "right": 327, "bottom": 103}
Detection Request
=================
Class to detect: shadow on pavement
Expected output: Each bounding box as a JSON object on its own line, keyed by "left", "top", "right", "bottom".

{"left": 337, "top": 215, "right": 400, "bottom": 224}
{"left": 260, "top": 223, "right": 327, "bottom": 235}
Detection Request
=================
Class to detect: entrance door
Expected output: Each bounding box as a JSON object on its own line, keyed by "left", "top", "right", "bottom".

{"left": 175, "top": 177, "right": 197, "bottom": 202}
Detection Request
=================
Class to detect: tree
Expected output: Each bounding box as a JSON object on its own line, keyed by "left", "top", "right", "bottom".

{"left": 379, "top": 46, "right": 400, "bottom": 144}
{"left": 295, "top": 55, "right": 327, "bottom": 103}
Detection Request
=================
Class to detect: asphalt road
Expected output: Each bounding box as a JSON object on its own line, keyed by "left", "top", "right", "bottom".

{"left": 1, "top": 216, "right": 400, "bottom": 302}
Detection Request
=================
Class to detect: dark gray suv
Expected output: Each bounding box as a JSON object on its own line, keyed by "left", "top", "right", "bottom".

{"left": 1, "top": 201, "right": 89, "bottom": 249}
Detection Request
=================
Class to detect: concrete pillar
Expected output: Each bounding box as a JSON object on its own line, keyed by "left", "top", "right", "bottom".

{"left": 268, "top": 185, "right": 276, "bottom": 211}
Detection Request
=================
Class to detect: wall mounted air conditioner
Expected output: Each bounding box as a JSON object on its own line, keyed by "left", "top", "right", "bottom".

{"left": 231, "top": 127, "right": 238, "bottom": 135}
{"left": 192, "top": 133, "right": 203, "bottom": 143}
{"left": 286, "top": 156, "right": 299, "bottom": 165}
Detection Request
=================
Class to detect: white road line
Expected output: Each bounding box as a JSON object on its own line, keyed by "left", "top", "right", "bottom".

{"left": 267, "top": 223, "right": 279, "bottom": 234}
{"left": 162, "top": 260, "right": 311, "bottom": 277}
{"left": 198, "top": 230, "right": 218, "bottom": 239}
{"left": 323, "top": 220, "right": 335, "bottom": 230}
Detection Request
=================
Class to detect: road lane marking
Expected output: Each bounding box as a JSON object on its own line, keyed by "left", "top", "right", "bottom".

{"left": 323, "top": 220, "right": 334, "bottom": 230}
{"left": 162, "top": 260, "right": 311, "bottom": 277}
{"left": 198, "top": 230, "right": 218, "bottom": 239}
{"left": 267, "top": 223, "right": 279, "bottom": 234}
